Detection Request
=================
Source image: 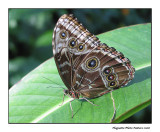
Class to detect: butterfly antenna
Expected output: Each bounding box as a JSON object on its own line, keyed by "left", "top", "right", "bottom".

{"left": 42, "top": 76, "right": 65, "bottom": 90}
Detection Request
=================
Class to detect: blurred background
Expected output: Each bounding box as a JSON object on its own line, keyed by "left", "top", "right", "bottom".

{"left": 9, "top": 9, "right": 151, "bottom": 123}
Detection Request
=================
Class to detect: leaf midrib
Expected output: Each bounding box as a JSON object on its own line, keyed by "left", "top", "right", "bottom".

{"left": 30, "top": 97, "right": 72, "bottom": 123}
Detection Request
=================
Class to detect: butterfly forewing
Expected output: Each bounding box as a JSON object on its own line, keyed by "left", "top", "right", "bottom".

{"left": 52, "top": 14, "right": 135, "bottom": 99}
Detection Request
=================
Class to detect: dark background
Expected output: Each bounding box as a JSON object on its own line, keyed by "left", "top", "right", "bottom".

{"left": 9, "top": 8, "right": 151, "bottom": 123}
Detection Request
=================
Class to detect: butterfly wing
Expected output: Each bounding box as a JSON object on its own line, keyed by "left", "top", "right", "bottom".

{"left": 52, "top": 14, "right": 135, "bottom": 98}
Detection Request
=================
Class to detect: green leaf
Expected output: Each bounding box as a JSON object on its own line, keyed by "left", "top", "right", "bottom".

{"left": 9, "top": 23, "right": 151, "bottom": 123}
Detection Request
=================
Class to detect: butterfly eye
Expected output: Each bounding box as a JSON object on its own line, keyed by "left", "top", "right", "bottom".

{"left": 106, "top": 74, "right": 116, "bottom": 81}
{"left": 68, "top": 38, "right": 77, "bottom": 48}
{"left": 64, "top": 89, "right": 69, "bottom": 94}
{"left": 78, "top": 43, "right": 85, "bottom": 51}
{"left": 86, "top": 57, "right": 98, "bottom": 69}
{"left": 60, "top": 31, "right": 67, "bottom": 39}
{"left": 109, "top": 81, "right": 117, "bottom": 87}
{"left": 103, "top": 67, "right": 112, "bottom": 75}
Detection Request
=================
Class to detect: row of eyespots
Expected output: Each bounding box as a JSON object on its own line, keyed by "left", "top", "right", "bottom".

{"left": 60, "top": 30, "right": 99, "bottom": 70}
{"left": 103, "top": 67, "right": 117, "bottom": 87}
{"left": 60, "top": 30, "right": 85, "bottom": 51}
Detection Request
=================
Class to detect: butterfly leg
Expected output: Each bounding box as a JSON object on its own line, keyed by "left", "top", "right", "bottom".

{"left": 79, "top": 97, "right": 99, "bottom": 106}
{"left": 69, "top": 99, "right": 74, "bottom": 118}
{"left": 110, "top": 91, "right": 116, "bottom": 122}
{"left": 59, "top": 93, "right": 65, "bottom": 106}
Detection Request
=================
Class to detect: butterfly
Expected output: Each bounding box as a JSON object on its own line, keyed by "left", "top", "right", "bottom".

{"left": 52, "top": 14, "right": 135, "bottom": 120}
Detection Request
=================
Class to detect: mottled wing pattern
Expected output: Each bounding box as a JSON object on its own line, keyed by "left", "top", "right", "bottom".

{"left": 52, "top": 14, "right": 135, "bottom": 98}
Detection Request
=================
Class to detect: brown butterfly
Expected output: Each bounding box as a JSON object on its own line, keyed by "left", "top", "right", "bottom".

{"left": 52, "top": 14, "right": 135, "bottom": 120}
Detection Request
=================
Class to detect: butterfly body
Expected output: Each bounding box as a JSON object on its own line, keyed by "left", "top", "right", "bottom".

{"left": 52, "top": 14, "right": 135, "bottom": 103}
